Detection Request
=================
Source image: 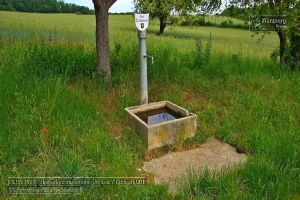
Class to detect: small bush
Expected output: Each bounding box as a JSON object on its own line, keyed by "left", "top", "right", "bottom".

{"left": 193, "top": 33, "right": 213, "bottom": 70}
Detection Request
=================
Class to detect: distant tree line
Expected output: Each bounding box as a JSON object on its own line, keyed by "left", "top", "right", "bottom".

{"left": 0, "top": 0, "right": 94, "bottom": 14}
{"left": 178, "top": 14, "right": 248, "bottom": 30}
{"left": 108, "top": 12, "right": 134, "bottom": 15}
{"left": 221, "top": 6, "right": 248, "bottom": 20}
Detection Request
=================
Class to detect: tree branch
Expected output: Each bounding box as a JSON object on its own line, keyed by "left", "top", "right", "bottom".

{"left": 92, "top": 0, "right": 116, "bottom": 9}
{"left": 108, "top": 0, "right": 117, "bottom": 8}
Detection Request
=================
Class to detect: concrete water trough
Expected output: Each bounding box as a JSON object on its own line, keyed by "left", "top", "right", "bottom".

{"left": 125, "top": 101, "right": 197, "bottom": 150}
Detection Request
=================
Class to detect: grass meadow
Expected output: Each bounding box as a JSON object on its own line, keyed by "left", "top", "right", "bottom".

{"left": 0, "top": 11, "right": 299, "bottom": 199}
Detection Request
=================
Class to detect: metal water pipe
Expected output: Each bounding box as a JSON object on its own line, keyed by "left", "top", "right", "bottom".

{"left": 138, "top": 30, "right": 154, "bottom": 105}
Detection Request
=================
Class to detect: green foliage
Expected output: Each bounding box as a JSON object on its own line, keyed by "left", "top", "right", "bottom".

{"left": 134, "top": 0, "right": 222, "bottom": 34}
{"left": 23, "top": 41, "right": 96, "bottom": 78}
{"left": 225, "top": 0, "right": 300, "bottom": 70}
{"left": 110, "top": 41, "right": 139, "bottom": 85}
{"left": 0, "top": 0, "right": 93, "bottom": 14}
{"left": 193, "top": 33, "right": 212, "bottom": 69}
{"left": 176, "top": 157, "right": 293, "bottom": 199}
{"left": 220, "top": 19, "right": 233, "bottom": 27}
{"left": 178, "top": 15, "right": 249, "bottom": 30}
{"left": 180, "top": 16, "right": 216, "bottom": 27}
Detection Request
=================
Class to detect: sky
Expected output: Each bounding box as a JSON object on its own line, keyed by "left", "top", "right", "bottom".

{"left": 63, "top": 0, "right": 134, "bottom": 13}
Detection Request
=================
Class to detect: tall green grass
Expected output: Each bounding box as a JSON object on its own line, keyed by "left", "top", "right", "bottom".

{"left": 0, "top": 11, "right": 299, "bottom": 199}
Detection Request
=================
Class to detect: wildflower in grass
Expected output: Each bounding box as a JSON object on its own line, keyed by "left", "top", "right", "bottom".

{"left": 42, "top": 128, "right": 48, "bottom": 133}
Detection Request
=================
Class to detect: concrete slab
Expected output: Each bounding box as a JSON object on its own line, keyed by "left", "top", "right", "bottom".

{"left": 142, "top": 137, "right": 248, "bottom": 193}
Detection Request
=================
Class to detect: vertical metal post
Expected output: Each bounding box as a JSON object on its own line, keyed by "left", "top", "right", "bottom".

{"left": 138, "top": 30, "right": 148, "bottom": 105}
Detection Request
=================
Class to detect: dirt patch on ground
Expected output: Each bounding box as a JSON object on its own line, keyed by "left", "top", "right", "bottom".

{"left": 142, "top": 137, "right": 248, "bottom": 193}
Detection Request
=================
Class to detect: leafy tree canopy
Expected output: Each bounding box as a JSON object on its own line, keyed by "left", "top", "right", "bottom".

{"left": 134, "top": 0, "right": 222, "bottom": 35}
{"left": 224, "top": 0, "right": 300, "bottom": 69}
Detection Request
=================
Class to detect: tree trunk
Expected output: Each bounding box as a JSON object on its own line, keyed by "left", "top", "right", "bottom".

{"left": 93, "top": 0, "right": 116, "bottom": 84}
{"left": 158, "top": 16, "right": 166, "bottom": 35}
{"left": 277, "top": 30, "right": 287, "bottom": 69}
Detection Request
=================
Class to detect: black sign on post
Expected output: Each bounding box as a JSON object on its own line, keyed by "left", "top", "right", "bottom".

{"left": 249, "top": 15, "right": 287, "bottom": 31}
